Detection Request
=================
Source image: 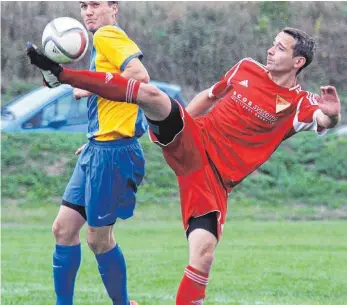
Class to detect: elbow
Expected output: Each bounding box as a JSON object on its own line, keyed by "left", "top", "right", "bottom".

{"left": 138, "top": 71, "right": 150, "bottom": 84}
{"left": 327, "top": 113, "right": 342, "bottom": 129}
{"left": 142, "top": 73, "right": 150, "bottom": 84}
{"left": 317, "top": 111, "right": 342, "bottom": 129}
{"left": 123, "top": 68, "right": 150, "bottom": 84}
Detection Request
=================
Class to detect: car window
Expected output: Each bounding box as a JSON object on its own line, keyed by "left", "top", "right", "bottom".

{"left": 22, "top": 111, "right": 45, "bottom": 129}
{"left": 6, "top": 87, "right": 54, "bottom": 117}
{"left": 23, "top": 95, "right": 88, "bottom": 129}
{"left": 23, "top": 103, "right": 56, "bottom": 129}
{"left": 56, "top": 94, "right": 73, "bottom": 117}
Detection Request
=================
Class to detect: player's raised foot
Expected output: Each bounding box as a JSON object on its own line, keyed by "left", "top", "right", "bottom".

{"left": 130, "top": 301, "right": 139, "bottom": 305}
{"left": 26, "top": 42, "right": 62, "bottom": 73}
{"left": 25, "top": 42, "right": 63, "bottom": 88}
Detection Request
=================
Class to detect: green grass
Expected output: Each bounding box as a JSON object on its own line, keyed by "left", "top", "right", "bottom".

{"left": 2, "top": 132, "right": 347, "bottom": 217}
{"left": 2, "top": 204, "right": 347, "bottom": 305}
{"left": 2, "top": 133, "right": 347, "bottom": 304}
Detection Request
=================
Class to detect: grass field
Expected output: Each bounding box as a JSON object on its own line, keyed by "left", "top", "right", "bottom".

{"left": 2, "top": 204, "right": 347, "bottom": 305}
{"left": 2, "top": 133, "right": 347, "bottom": 304}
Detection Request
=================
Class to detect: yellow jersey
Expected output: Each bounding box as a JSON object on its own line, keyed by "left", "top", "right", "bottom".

{"left": 87, "top": 25, "right": 147, "bottom": 141}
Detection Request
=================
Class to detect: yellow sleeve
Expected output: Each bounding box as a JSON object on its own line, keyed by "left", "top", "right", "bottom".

{"left": 93, "top": 25, "right": 143, "bottom": 71}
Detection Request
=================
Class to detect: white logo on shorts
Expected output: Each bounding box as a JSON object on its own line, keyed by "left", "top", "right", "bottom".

{"left": 98, "top": 213, "right": 111, "bottom": 220}
{"left": 53, "top": 265, "right": 63, "bottom": 268}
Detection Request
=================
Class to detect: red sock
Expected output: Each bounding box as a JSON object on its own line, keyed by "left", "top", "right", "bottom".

{"left": 60, "top": 68, "right": 140, "bottom": 103}
{"left": 176, "top": 265, "right": 209, "bottom": 305}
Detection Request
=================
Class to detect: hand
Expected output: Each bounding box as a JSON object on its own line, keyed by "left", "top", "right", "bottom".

{"left": 315, "top": 86, "right": 341, "bottom": 117}
{"left": 26, "top": 42, "right": 63, "bottom": 88}
{"left": 75, "top": 144, "right": 87, "bottom": 155}
{"left": 73, "top": 88, "right": 92, "bottom": 100}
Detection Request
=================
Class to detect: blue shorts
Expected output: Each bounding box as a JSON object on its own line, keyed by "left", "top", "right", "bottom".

{"left": 62, "top": 137, "right": 145, "bottom": 227}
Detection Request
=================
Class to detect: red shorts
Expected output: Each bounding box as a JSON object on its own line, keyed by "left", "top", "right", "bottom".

{"left": 148, "top": 103, "right": 229, "bottom": 239}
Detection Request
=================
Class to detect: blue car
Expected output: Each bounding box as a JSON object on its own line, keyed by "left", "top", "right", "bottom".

{"left": 1, "top": 81, "right": 186, "bottom": 132}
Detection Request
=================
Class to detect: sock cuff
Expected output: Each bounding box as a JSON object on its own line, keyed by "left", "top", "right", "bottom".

{"left": 95, "top": 244, "right": 122, "bottom": 264}
{"left": 126, "top": 78, "right": 140, "bottom": 103}
{"left": 55, "top": 243, "right": 81, "bottom": 254}
{"left": 185, "top": 265, "right": 209, "bottom": 286}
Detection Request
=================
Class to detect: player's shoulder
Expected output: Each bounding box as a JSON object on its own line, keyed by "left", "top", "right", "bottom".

{"left": 227, "top": 58, "right": 267, "bottom": 76}
{"left": 289, "top": 86, "right": 319, "bottom": 106}
{"left": 239, "top": 57, "right": 267, "bottom": 71}
{"left": 300, "top": 88, "right": 319, "bottom": 105}
{"left": 94, "top": 25, "right": 127, "bottom": 39}
{"left": 223, "top": 57, "right": 266, "bottom": 79}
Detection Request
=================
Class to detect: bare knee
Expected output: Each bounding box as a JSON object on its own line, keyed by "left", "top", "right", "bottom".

{"left": 52, "top": 205, "right": 85, "bottom": 245}
{"left": 52, "top": 219, "right": 80, "bottom": 245}
{"left": 87, "top": 226, "right": 115, "bottom": 255}
{"left": 140, "top": 84, "right": 162, "bottom": 100}
{"left": 188, "top": 229, "right": 217, "bottom": 273}
{"left": 193, "top": 245, "right": 215, "bottom": 271}
{"left": 86, "top": 235, "right": 108, "bottom": 254}
{"left": 137, "top": 84, "right": 171, "bottom": 120}
{"left": 202, "top": 250, "right": 215, "bottom": 266}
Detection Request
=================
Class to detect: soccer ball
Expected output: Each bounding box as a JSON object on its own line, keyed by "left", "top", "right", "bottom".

{"left": 42, "top": 17, "right": 89, "bottom": 64}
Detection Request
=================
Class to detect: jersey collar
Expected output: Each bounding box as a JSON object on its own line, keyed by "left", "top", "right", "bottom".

{"left": 265, "top": 69, "right": 301, "bottom": 91}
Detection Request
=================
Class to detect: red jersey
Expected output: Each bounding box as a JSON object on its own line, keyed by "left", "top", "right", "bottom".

{"left": 195, "top": 58, "right": 327, "bottom": 188}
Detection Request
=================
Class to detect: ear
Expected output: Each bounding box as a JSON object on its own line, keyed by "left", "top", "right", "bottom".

{"left": 294, "top": 56, "right": 306, "bottom": 70}
{"left": 112, "top": 3, "right": 119, "bottom": 16}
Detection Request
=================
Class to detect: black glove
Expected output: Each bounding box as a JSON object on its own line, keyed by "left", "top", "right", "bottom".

{"left": 26, "top": 42, "right": 63, "bottom": 88}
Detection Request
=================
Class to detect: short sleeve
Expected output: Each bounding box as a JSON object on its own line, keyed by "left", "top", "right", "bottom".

{"left": 208, "top": 59, "right": 247, "bottom": 99}
{"left": 292, "top": 92, "right": 328, "bottom": 136}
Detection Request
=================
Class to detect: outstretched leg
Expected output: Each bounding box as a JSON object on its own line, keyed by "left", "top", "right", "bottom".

{"left": 59, "top": 68, "right": 172, "bottom": 121}
{"left": 26, "top": 42, "right": 172, "bottom": 121}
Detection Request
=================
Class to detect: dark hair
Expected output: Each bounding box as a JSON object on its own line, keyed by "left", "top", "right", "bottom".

{"left": 282, "top": 27, "right": 317, "bottom": 75}
{"left": 108, "top": 1, "right": 119, "bottom": 5}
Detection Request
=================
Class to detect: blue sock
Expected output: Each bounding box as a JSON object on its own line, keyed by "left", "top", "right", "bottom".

{"left": 96, "top": 244, "right": 129, "bottom": 305}
{"left": 53, "top": 244, "right": 81, "bottom": 305}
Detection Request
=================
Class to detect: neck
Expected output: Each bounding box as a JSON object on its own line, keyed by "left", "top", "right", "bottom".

{"left": 268, "top": 71, "right": 297, "bottom": 89}
{"left": 90, "top": 20, "right": 118, "bottom": 35}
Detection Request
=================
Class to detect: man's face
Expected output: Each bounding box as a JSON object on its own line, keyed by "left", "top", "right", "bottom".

{"left": 266, "top": 32, "right": 303, "bottom": 74}
{"left": 80, "top": 1, "right": 117, "bottom": 32}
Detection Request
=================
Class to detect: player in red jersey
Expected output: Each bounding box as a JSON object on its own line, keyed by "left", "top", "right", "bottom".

{"left": 27, "top": 27, "right": 341, "bottom": 304}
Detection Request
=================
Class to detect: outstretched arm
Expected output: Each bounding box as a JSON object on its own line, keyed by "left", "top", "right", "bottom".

{"left": 186, "top": 89, "right": 218, "bottom": 118}
{"left": 315, "top": 86, "right": 342, "bottom": 128}
{"left": 187, "top": 63, "right": 238, "bottom": 118}
{"left": 73, "top": 88, "right": 93, "bottom": 100}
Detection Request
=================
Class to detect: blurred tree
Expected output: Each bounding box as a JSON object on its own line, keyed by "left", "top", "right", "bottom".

{"left": 1, "top": 1, "right": 346, "bottom": 122}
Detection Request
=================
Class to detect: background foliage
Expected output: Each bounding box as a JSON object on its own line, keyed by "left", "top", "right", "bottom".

{"left": 2, "top": 133, "right": 347, "bottom": 219}
{"left": 1, "top": 1, "right": 347, "bottom": 121}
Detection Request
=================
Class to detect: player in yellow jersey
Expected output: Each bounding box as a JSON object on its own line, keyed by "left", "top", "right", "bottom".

{"left": 51, "top": 2, "right": 149, "bottom": 305}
